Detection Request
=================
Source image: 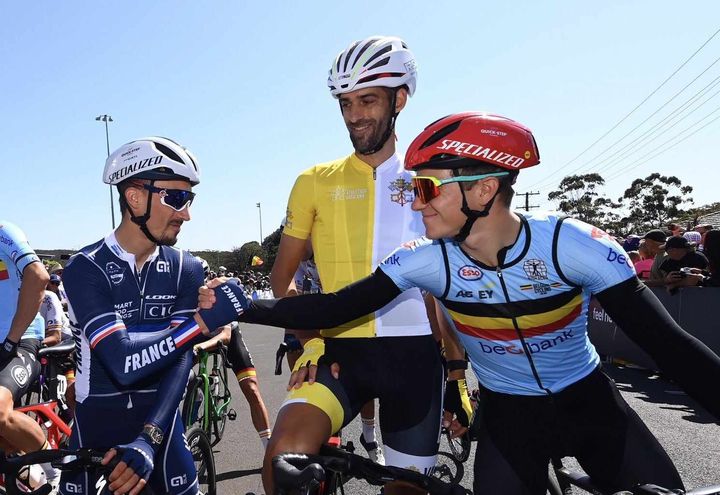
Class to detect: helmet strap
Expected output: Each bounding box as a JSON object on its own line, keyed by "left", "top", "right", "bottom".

{"left": 129, "top": 180, "right": 160, "bottom": 244}
{"left": 453, "top": 170, "right": 499, "bottom": 243}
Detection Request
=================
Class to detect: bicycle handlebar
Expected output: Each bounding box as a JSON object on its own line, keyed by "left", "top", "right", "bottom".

{"left": 275, "top": 342, "right": 288, "bottom": 375}
{"left": 272, "top": 449, "right": 469, "bottom": 495}
{"left": 0, "top": 448, "right": 156, "bottom": 495}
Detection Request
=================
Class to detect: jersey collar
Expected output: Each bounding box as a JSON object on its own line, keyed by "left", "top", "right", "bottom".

{"left": 105, "top": 231, "right": 160, "bottom": 273}
{"left": 457, "top": 212, "right": 531, "bottom": 270}
{"left": 350, "top": 152, "right": 402, "bottom": 175}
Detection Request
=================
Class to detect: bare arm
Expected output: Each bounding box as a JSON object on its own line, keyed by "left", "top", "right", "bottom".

{"left": 194, "top": 324, "right": 231, "bottom": 352}
{"left": 270, "top": 234, "right": 320, "bottom": 344}
{"left": 8, "top": 262, "right": 49, "bottom": 342}
{"left": 434, "top": 299, "right": 467, "bottom": 381}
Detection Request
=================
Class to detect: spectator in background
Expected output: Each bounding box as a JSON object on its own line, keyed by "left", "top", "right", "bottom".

{"left": 218, "top": 265, "right": 227, "bottom": 277}
{"left": 683, "top": 231, "right": 702, "bottom": 248}
{"left": 695, "top": 224, "right": 714, "bottom": 251}
{"left": 667, "top": 230, "right": 720, "bottom": 289}
{"left": 635, "top": 241, "right": 654, "bottom": 280}
{"left": 660, "top": 236, "right": 708, "bottom": 288}
{"left": 667, "top": 223, "right": 683, "bottom": 237}
{"left": 643, "top": 229, "right": 669, "bottom": 287}
{"left": 622, "top": 235, "right": 641, "bottom": 253}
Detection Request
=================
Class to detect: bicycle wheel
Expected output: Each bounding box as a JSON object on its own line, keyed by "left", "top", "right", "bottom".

{"left": 182, "top": 377, "right": 207, "bottom": 432}
{"left": 445, "top": 428, "right": 471, "bottom": 463}
{"left": 211, "top": 378, "right": 231, "bottom": 446}
{"left": 185, "top": 425, "right": 217, "bottom": 495}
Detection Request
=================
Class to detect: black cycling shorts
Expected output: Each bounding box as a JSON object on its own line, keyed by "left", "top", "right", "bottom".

{"left": 0, "top": 339, "right": 41, "bottom": 404}
{"left": 227, "top": 323, "right": 256, "bottom": 381}
{"left": 472, "top": 366, "right": 683, "bottom": 495}
{"left": 284, "top": 334, "right": 444, "bottom": 473}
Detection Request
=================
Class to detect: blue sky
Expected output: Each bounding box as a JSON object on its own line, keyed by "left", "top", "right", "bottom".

{"left": 2, "top": 1, "right": 719, "bottom": 251}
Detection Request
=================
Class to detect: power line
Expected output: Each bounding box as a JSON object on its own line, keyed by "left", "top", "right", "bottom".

{"left": 593, "top": 76, "right": 720, "bottom": 177}
{"left": 531, "top": 53, "right": 720, "bottom": 190}
{"left": 604, "top": 106, "right": 720, "bottom": 183}
{"left": 527, "top": 26, "right": 720, "bottom": 190}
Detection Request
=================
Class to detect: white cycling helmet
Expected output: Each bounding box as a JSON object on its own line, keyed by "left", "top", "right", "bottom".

{"left": 195, "top": 256, "right": 210, "bottom": 278}
{"left": 103, "top": 137, "right": 200, "bottom": 186}
{"left": 327, "top": 36, "right": 417, "bottom": 98}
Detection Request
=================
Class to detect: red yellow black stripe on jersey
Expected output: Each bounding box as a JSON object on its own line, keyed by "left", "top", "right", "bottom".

{"left": 442, "top": 287, "right": 583, "bottom": 341}
{"left": 0, "top": 261, "right": 9, "bottom": 281}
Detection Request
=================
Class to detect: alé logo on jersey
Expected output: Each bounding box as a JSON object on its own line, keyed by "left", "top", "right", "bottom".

{"left": 458, "top": 265, "right": 483, "bottom": 281}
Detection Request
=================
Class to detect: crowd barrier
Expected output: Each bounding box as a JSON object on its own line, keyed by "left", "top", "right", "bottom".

{"left": 588, "top": 287, "right": 720, "bottom": 370}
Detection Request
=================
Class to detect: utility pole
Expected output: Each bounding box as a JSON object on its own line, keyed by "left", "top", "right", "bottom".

{"left": 519, "top": 191, "right": 540, "bottom": 212}
{"left": 95, "top": 114, "right": 115, "bottom": 228}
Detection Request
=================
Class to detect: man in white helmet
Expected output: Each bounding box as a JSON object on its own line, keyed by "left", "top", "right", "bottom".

{"left": 267, "top": 36, "right": 454, "bottom": 494}
{"left": 60, "top": 138, "right": 243, "bottom": 495}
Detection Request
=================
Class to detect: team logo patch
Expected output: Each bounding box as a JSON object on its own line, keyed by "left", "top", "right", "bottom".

{"left": 11, "top": 365, "right": 29, "bottom": 387}
{"left": 106, "top": 262, "right": 125, "bottom": 285}
{"left": 458, "top": 265, "right": 483, "bottom": 281}
{"left": 283, "top": 209, "right": 293, "bottom": 230}
{"left": 523, "top": 259, "right": 548, "bottom": 280}
{"left": 591, "top": 227, "right": 611, "bottom": 239}
{"left": 388, "top": 178, "right": 414, "bottom": 206}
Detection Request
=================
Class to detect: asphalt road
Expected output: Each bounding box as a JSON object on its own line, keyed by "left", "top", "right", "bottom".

{"left": 201, "top": 323, "right": 719, "bottom": 494}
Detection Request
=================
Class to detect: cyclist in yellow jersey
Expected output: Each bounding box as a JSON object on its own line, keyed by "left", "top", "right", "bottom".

{"left": 266, "top": 36, "right": 454, "bottom": 495}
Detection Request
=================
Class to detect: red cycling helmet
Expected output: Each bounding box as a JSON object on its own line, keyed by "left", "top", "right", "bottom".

{"left": 404, "top": 112, "right": 540, "bottom": 171}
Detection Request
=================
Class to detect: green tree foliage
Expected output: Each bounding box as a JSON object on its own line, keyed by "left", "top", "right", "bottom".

{"left": 547, "top": 173, "right": 620, "bottom": 226}
{"left": 261, "top": 226, "right": 283, "bottom": 269}
{"left": 191, "top": 250, "right": 239, "bottom": 273}
{"left": 234, "top": 241, "right": 268, "bottom": 272}
{"left": 620, "top": 173, "right": 693, "bottom": 232}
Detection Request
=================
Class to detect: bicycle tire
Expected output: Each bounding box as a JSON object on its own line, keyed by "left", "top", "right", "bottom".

{"left": 185, "top": 425, "right": 217, "bottom": 495}
{"left": 211, "top": 382, "right": 231, "bottom": 446}
{"left": 445, "top": 428, "right": 471, "bottom": 463}
{"left": 182, "top": 376, "right": 207, "bottom": 432}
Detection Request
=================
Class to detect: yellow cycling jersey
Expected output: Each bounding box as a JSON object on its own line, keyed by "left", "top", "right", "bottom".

{"left": 283, "top": 153, "right": 431, "bottom": 338}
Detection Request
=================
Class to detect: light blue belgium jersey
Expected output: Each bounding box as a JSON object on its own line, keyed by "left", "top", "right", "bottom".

{"left": 379, "top": 212, "right": 636, "bottom": 396}
{"left": 0, "top": 221, "right": 45, "bottom": 341}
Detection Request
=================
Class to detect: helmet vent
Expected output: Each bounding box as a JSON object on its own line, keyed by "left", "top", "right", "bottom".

{"left": 154, "top": 142, "right": 184, "bottom": 164}
{"left": 343, "top": 40, "right": 361, "bottom": 72}
{"left": 352, "top": 38, "right": 380, "bottom": 68}
{"left": 419, "top": 120, "right": 462, "bottom": 149}
{"left": 364, "top": 45, "right": 392, "bottom": 67}
{"left": 365, "top": 56, "right": 390, "bottom": 71}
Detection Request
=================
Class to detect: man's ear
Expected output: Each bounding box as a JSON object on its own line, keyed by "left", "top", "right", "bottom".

{"left": 471, "top": 177, "right": 501, "bottom": 206}
{"left": 394, "top": 87, "right": 408, "bottom": 114}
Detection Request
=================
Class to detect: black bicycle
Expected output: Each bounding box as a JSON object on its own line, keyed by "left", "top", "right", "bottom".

{"left": 185, "top": 424, "right": 217, "bottom": 495}
{"left": 273, "top": 442, "right": 470, "bottom": 495}
{"left": 0, "top": 448, "right": 156, "bottom": 495}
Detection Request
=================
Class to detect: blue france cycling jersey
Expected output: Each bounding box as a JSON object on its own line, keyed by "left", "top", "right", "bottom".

{"left": 0, "top": 221, "right": 45, "bottom": 341}
{"left": 380, "top": 212, "right": 635, "bottom": 395}
{"left": 63, "top": 232, "right": 204, "bottom": 402}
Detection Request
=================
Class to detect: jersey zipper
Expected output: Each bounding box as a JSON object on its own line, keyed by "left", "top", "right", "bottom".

{"left": 496, "top": 267, "right": 552, "bottom": 395}
{"left": 137, "top": 263, "right": 151, "bottom": 319}
{"left": 373, "top": 168, "right": 376, "bottom": 180}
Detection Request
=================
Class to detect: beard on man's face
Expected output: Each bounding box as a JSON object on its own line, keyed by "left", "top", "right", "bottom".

{"left": 348, "top": 116, "right": 390, "bottom": 155}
